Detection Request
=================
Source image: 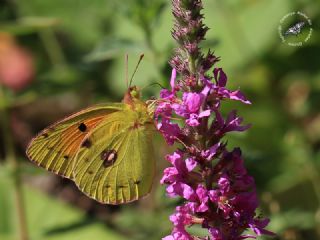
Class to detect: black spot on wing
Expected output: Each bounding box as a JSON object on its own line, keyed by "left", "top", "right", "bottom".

{"left": 101, "top": 149, "right": 117, "bottom": 168}
{"left": 81, "top": 139, "right": 92, "bottom": 148}
{"left": 78, "top": 122, "right": 87, "bottom": 132}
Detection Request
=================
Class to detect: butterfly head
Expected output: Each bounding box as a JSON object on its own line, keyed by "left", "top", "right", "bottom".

{"left": 123, "top": 86, "right": 141, "bottom": 104}
{"left": 129, "top": 86, "right": 140, "bottom": 99}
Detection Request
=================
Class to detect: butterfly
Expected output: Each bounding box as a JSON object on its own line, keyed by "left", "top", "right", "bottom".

{"left": 26, "top": 56, "right": 156, "bottom": 205}
{"left": 284, "top": 21, "right": 305, "bottom": 36}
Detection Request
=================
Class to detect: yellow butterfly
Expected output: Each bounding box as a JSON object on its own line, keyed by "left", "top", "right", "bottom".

{"left": 26, "top": 57, "right": 156, "bottom": 205}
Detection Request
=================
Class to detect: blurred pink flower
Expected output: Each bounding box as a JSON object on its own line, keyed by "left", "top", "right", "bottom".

{"left": 0, "top": 33, "right": 34, "bottom": 91}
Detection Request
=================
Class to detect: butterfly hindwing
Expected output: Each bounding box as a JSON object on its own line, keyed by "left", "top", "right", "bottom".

{"left": 26, "top": 103, "right": 124, "bottom": 179}
{"left": 73, "top": 106, "right": 155, "bottom": 204}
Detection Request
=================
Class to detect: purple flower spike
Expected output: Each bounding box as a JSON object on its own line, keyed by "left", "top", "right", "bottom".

{"left": 155, "top": 0, "right": 273, "bottom": 239}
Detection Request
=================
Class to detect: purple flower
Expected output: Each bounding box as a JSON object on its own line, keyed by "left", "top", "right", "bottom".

{"left": 224, "top": 110, "right": 251, "bottom": 132}
{"left": 157, "top": 119, "right": 181, "bottom": 145}
{"left": 186, "top": 110, "right": 211, "bottom": 127}
{"left": 212, "top": 110, "right": 251, "bottom": 136}
{"left": 163, "top": 204, "right": 194, "bottom": 240}
{"left": 201, "top": 143, "right": 221, "bottom": 160}
{"left": 249, "top": 218, "right": 275, "bottom": 237}
{"left": 218, "top": 174, "right": 230, "bottom": 194}
{"left": 185, "top": 157, "right": 197, "bottom": 171}
{"left": 209, "top": 228, "right": 223, "bottom": 240}
{"left": 183, "top": 92, "right": 203, "bottom": 113}
{"left": 213, "top": 68, "right": 227, "bottom": 87}
{"left": 167, "top": 182, "right": 196, "bottom": 200}
{"left": 161, "top": 151, "right": 198, "bottom": 200}
{"left": 172, "top": 90, "right": 211, "bottom": 127}
{"left": 195, "top": 184, "right": 209, "bottom": 212}
{"left": 160, "top": 151, "right": 186, "bottom": 185}
{"left": 158, "top": 0, "right": 273, "bottom": 239}
{"left": 201, "top": 68, "right": 251, "bottom": 105}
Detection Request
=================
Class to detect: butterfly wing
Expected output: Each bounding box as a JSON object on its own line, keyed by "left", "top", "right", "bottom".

{"left": 72, "top": 107, "right": 155, "bottom": 204}
{"left": 26, "top": 103, "right": 124, "bottom": 179}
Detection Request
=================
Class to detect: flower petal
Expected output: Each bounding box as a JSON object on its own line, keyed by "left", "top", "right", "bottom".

{"left": 185, "top": 158, "right": 197, "bottom": 172}
{"left": 170, "top": 68, "right": 177, "bottom": 90}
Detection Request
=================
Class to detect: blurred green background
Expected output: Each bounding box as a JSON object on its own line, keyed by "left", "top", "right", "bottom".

{"left": 0, "top": 0, "right": 319, "bottom": 239}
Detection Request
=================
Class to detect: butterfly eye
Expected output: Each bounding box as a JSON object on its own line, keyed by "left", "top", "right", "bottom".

{"left": 101, "top": 149, "right": 118, "bottom": 167}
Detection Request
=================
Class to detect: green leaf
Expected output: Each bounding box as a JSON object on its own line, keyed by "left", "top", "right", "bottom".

{"left": 0, "top": 17, "right": 59, "bottom": 35}
{"left": 84, "top": 38, "right": 147, "bottom": 62}
{"left": 0, "top": 167, "right": 125, "bottom": 240}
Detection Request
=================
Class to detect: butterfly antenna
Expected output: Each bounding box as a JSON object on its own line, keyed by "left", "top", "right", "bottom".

{"left": 125, "top": 54, "right": 129, "bottom": 88}
{"left": 129, "top": 54, "right": 144, "bottom": 87}
{"left": 140, "top": 82, "right": 166, "bottom": 91}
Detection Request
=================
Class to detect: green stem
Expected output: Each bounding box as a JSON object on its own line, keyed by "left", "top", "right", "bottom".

{"left": 0, "top": 87, "right": 29, "bottom": 240}
{"left": 39, "top": 28, "right": 67, "bottom": 69}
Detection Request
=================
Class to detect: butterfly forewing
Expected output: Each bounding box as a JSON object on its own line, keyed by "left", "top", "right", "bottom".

{"left": 26, "top": 103, "right": 124, "bottom": 179}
